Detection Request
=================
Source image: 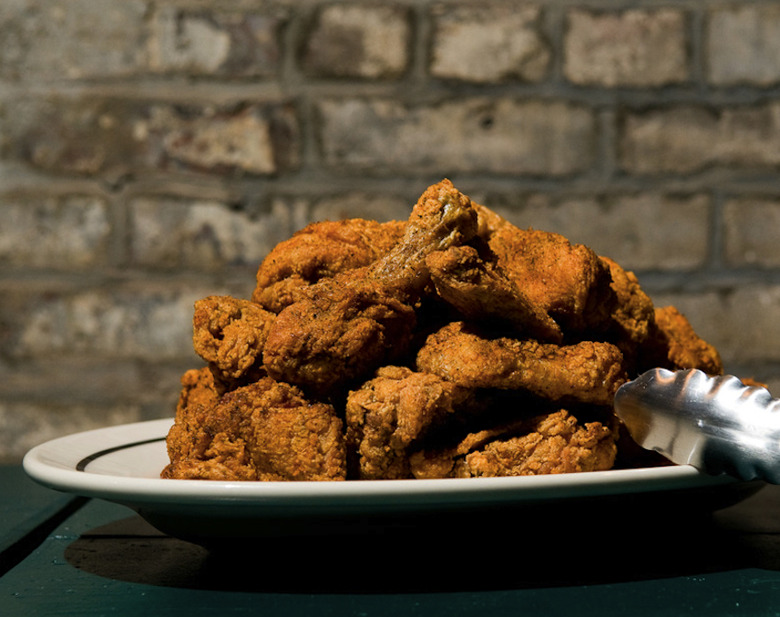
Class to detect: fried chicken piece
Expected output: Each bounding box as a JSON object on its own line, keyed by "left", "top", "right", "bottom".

{"left": 251, "top": 219, "right": 406, "bottom": 313}
{"left": 416, "top": 321, "right": 627, "bottom": 406}
{"left": 164, "top": 366, "right": 228, "bottom": 470}
{"left": 263, "top": 277, "right": 417, "bottom": 395}
{"left": 599, "top": 257, "right": 655, "bottom": 366}
{"left": 486, "top": 224, "right": 614, "bottom": 333}
{"left": 426, "top": 245, "right": 563, "bottom": 343}
{"left": 192, "top": 295, "right": 276, "bottom": 381}
{"left": 639, "top": 305, "right": 723, "bottom": 375}
{"left": 263, "top": 179, "right": 478, "bottom": 393}
{"left": 162, "top": 376, "right": 347, "bottom": 481}
{"left": 345, "top": 366, "right": 474, "bottom": 479}
{"left": 409, "top": 409, "right": 618, "bottom": 478}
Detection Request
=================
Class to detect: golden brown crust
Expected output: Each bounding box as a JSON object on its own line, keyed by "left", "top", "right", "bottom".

{"left": 251, "top": 219, "right": 406, "bottom": 312}
{"left": 409, "top": 410, "right": 618, "bottom": 479}
{"left": 192, "top": 295, "right": 276, "bottom": 381}
{"left": 416, "top": 321, "right": 628, "bottom": 406}
{"left": 162, "top": 377, "right": 347, "bottom": 481}
{"left": 426, "top": 245, "right": 563, "bottom": 343}
{"left": 345, "top": 366, "right": 473, "bottom": 479}
{"left": 487, "top": 225, "right": 614, "bottom": 333}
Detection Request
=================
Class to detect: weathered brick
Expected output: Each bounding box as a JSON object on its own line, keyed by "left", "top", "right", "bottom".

{"left": 488, "top": 192, "right": 710, "bottom": 271}
{"left": 6, "top": 285, "right": 215, "bottom": 362}
{"left": 149, "top": 6, "right": 286, "bottom": 77}
{"left": 0, "top": 194, "right": 110, "bottom": 268}
{"left": 318, "top": 98, "right": 596, "bottom": 175}
{"left": 654, "top": 286, "right": 780, "bottom": 366}
{"left": 723, "top": 197, "right": 780, "bottom": 267}
{"left": 310, "top": 192, "right": 412, "bottom": 223}
{"left": 0, "top": 401, "right": 145, "bottom": 462}
{"left": 129, "top": 196, "right": 301, "bottom": 269}
{"left": 0, "top": 0, "right": 147, "bottom": 80}
{"left": 301, "top": 4, "right": 410, "bottom": 79}
{"left": 708, "top": 5, "right": 780, "bottom": 86}
{"left": 2, "top": 97, "right": 301, "bottom": 177}
{"left": 430, "top": 4, "right": 550, "bottom": 83}
{"left": 619, "top": 104, "right": 780, "bottom": 175}
{"left": 564, "top": 8, "right": 688, "bottom": 87}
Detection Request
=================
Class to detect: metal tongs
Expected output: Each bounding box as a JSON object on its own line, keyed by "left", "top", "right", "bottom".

{"left": 614, "top": 368, "right": 780, "bottom": 484}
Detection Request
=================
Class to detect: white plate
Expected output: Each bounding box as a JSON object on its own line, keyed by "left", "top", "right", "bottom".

{"left": 23, "top": 418, "right": 761, "bottom": 543}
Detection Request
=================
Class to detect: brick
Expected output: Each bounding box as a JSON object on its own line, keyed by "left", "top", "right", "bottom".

{"left": 301, "top": 4, "right": 410, "bottom": 79}
{"left": 430, "top": 4, "right": 550, "bottom": 83}
{"left": 0, "top": 401, "right": 145, "bottom": 462}
{"left": 310, "top": 192, "right": 412, "bottom": 223}
{"left": 149, "top": 6, "right": 286, "bottom": 77}
{"left": 488, "top": 192, "right": 710, "bottom": 271}
{"left": 654, "top": 287, "right": 780, "bottom": 366}
{"left": 0, "top": 194, "right": 110, "bottom": 268}
{"left": 6, "top": 285, "right": 216, "bottom": 362}
{"left": 318, "top": 98, "right": 596, "bottom": 175}
{"left": 0, "top": 357, "right": 184, "bottom": 410}
{"left": 564, "top": 9, "right": 688, "bottom": 87}
{"left": 0, "top": 0, "right": 147, "bottom": 80}
{"left": 724, "top": 197, "right": 780, "bottom": 267}
{"left": 129, "top": 196, "right": 301, "bottom": 269}
{"left": 619, "top": 104, "right": 780, "bottom": 175}
{"left": 2, "top": 97, "right": 301, "bottom": 177}
{"left": 708, "top": 5, "right": 780, "bottom": 86}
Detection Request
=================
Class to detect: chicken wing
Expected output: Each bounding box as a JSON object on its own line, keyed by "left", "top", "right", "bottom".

{"left": 486, "top": 224, "right": 614, "bottom": 333}
{"left": 251, "top": 219, "right": 406, "bottom": 313}
{"left": 416, "top": 321, "right": 627, "bottom": 406}
{"left": 425, "top": 244, "right": 563, "bottom": 343}
{"left": 262, "top": 179, "right": 478, "bottom": 394}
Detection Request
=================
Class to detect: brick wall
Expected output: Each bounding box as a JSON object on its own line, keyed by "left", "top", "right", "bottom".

{"left": 2, "top": 0, "right": 780, "bottom": 461}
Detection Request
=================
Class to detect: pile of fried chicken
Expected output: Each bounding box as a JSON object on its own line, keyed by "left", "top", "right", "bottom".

{"left": 162, "top": 180, "right": 723, "bottom": 481}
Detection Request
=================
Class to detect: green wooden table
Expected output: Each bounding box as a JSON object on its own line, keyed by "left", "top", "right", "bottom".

{"left": 3, "top": 464, "right": 780, "bottom": 616}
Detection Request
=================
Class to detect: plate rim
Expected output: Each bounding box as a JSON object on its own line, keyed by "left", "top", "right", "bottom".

{"left": 22, "top": 417, "right": 742, "bottom": 510}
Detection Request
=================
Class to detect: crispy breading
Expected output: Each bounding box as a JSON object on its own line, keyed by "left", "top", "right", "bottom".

{"left": 416, "top": 321, "right": 627, "bottom": 406}
{"left": 192, "top": 295, "right": 276, "bottom": 381}
{"left": 162, "top": 376, "right": 347, "bottom": 481}
{"left": 426, "top": 245, "right": 563, "bottom": 343}
{"left": 409, "top": 410, "right": 618, "bottom": 478}
{"left": 345, "top": 366, "right": 474, "bottom": 479}
{"left": 251, "top": 219, "right": 406, "bottom": 313}
{"left": 487, "top": 225, "right": 614, "bottom": 333}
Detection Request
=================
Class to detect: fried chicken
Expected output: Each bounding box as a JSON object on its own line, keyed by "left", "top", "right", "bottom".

{"left": 162, "top": 376, "right": 346, "bottom": 481}
{"left": 599, "top": 257, "right": 656, "bottom": 366}
{"left": 192, "top": 295, "right": 276, "bottom": 381}
{"left": 262, "top": 179, "right": 478, "bottom": 394}
{"left": 425, "top": 245, "right": 563, "bottom": 343}
{"left": 416, "top": 321, "right": 627, "bottom": 406}
{"left": 163, "top": 178, "right": 732, "bottom": 483}
{"left": 251, "top": 219, "right": 406, "bottom": 313}
{"left": 345, "top": 366, "right": 474, "bottom": 479}
{"left": 486, "top": 224, "right": 614, "bottom": 333}
{"left": 409, "top": 409, "right": 618, "bottom": 479}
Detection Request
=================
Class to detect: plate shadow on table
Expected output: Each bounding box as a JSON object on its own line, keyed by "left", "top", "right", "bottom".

{"left": 63, "top": 482, "right": 780, "bottom": 594}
